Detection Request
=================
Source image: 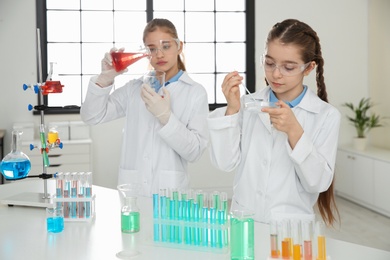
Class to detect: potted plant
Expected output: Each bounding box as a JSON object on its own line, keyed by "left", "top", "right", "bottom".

{"left": 343, "top": 97, "right": 383, "bottom": 150}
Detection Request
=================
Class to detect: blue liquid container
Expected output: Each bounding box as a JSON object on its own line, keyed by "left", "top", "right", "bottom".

{"left": 47, "top": 216, "right": 64, "bottom": 233}
{"left": 0, "top": 130, "right": 31, "bottom": 180}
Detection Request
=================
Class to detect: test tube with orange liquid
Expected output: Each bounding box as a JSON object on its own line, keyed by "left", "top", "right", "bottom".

{"left": 269, "top": 219, "right": 280, "bottom": 258}
{"left": 281, "top": 219, "right": 292, "bottom": 259}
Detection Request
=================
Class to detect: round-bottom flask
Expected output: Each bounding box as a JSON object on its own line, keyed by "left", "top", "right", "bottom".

{"left": 0, "top": 130, "right": 31, "bottom": 180}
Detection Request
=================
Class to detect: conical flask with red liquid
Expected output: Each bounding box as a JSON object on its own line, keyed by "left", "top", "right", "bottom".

{"left": 111, "top": 49, "right": 150, "bottom": 72}
{"left": 41, "top": 62, "right": 64, "bottom": 95}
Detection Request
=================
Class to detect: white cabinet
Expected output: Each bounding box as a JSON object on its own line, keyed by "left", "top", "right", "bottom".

{"left": 23, "top": 139, "right": 92, "bottom": 175}
{"left": 335, "top": 146, "right": 390, "bottom": 217}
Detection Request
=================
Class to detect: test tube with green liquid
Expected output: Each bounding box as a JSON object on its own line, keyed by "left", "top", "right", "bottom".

{"left": 187, "top": 189, "right": 195, "bottom": 245}
{"left": 39, "top": 124, "right": 49, "bottom": 167}
{"left": 230, "top": 209, "right": 255, "bottom": 260}
{"left": 218, "top": 192, "right": 228, "bottom": 248}
{"left": 153, "top": 191, "right": 159, "bottom": 241}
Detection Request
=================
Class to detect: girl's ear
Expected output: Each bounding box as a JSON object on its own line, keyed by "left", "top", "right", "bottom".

{"left": 304, "top": 61, "right": 316, "bottom": 76}
{"left": 178, "top": 41, "right": 183, "bottom": 54}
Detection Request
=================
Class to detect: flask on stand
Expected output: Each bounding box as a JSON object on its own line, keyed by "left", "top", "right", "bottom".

{"left": 0, "top": 130, "right": 31, "bottom": 180}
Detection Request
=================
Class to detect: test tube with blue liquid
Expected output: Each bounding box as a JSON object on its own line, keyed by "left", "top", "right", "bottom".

{"left": 186, "top": 189, "right": 195, "bottom": 245}
{"left": 77, "top": 172, "right": 85, "bottom": 218}
{"left": 218, "top": 192, "right": 228, "bottom": 248}
{"left": 55, "top": 172, "right": 63, "bottom": 208}
{"left": 85, "top": 172, "right": 92, "bottom": 218}
{"left": 63, "top": 172, "right": 70, "bottom": 218}
{"left": 153, "top": 190, "right": 159, "bottom": 242}
{"left": 210, "top": 191, "right": 220, "bottom": 247}
{"left": 169, "top": 189, "right": 179, "bottom": 243}
{"left": 70, "top": 172, "right": 78, "bottom": 218}
{"left": 160, "top": 189, "right": 168, "bottom": 242}
{"left": 201, "top": 193, "right": 209, "bottom": 247}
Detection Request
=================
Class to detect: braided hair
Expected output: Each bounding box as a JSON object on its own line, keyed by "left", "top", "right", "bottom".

{"left": 266, "top": 19, "right": 339, "bottom": 226}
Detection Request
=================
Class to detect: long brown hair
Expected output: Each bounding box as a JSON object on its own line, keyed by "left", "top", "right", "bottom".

{"left": 266, "top": 19, "right": 339, "bottom": 226}
{"left": 143, "top": 18, "right": 186, "bottom": 71}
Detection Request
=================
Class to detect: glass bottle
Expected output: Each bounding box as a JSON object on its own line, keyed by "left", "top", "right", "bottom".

{"left": 0, "top": 130, "right": 31, "bottom": 180}
{"left": 118, "top": 184, "right": 141, "bottom": 233}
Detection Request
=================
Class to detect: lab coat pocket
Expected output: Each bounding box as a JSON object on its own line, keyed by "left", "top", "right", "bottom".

{"left": 159, "top": 170, "right": 189, "bottom": 190}
{"left": 118, "top": 168, "right": 141, "bottom": 186}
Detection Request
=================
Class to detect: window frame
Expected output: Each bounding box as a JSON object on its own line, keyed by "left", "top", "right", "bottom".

{"left": 35, "top": 0, "right": 255, "bottom": 114}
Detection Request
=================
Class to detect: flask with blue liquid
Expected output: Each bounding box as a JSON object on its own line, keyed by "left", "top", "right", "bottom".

{"left": 0, "top": 130, "right": 31, "bottom": 180}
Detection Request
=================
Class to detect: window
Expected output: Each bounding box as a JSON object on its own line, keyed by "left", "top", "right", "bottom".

{"left": 36, "top": 0, "right": 255, "bottom": 114}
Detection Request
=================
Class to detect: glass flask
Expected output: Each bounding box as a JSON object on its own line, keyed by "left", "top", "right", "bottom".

{"left": 118, "top": 184, "right": 141, "bottom": 233}
{"left": 0, "top": 130, "right": 31, "bottom": 180}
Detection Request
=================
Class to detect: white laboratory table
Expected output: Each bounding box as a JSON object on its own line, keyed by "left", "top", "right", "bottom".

{"left": 1, "top": 180, "right": 390, "bottom": 260}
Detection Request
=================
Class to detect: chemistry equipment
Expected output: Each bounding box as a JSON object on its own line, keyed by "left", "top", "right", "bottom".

{"left": 230, "top": 209, "right": 255, "bottom": 260}
{"left": 46, "top": 206, "right": 64, "bottom": 233}
{"left": 0, "top": 130, "right": 31, "bottom": 180}
{"left": 0, "top": 28, "right": 65, "bottom": 208}
{"left": 118, "top": 184, "right": 141, "bottom": 233}
{"left": 143, "top": 70, "right": 166, "bottom": 93}
{"left": 111, "top": 45, "right": 150, "bottom": 72}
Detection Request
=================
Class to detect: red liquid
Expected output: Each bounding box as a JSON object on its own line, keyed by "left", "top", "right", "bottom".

{"left": 41, "top": 81, "right": 64, "bottom": 95}
{"left": 304, "top": 240, "right": 313, "bottom": 260}
{"left": 111, "top": 52, "right": 149, "bottom": 72}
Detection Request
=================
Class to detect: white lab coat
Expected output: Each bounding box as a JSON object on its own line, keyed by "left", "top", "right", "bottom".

{"left": 81, "top": 72, "right": 209, "bottom": 196}
{"left": 208, "top": 86, "right": 341, "bottom": 223}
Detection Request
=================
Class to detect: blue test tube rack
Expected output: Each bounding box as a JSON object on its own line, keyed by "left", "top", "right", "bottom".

{"left": 52, "top": 171, "right": 96, "bottom": 222}
{"left": 152, "top": 189, "right": 230, "bottom": 254}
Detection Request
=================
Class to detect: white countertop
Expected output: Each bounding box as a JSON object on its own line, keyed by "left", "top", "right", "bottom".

{"left": 0, "top": 179, "right": 390, "bottom": 260}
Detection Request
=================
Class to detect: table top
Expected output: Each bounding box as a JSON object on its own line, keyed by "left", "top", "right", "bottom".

{"left": 0, "top": 179, "right": 390, "bottom": 260}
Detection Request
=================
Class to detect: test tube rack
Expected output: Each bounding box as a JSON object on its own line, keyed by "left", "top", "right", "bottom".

{"left": 152, "top": 189, "right": 230, "bottom": 254}
{"left": 53, "top": 172, "right": 95, "bottom": 222}
{"left": 267, "top": 218, "right": 331, "bottom": 260}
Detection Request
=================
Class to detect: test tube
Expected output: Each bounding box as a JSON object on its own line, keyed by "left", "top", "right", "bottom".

{"left": 291, "top": 219, "right": 302, "bottom": 260}
{"left": 187, "top": 189, "right": 194, "bottom": 245}
{"left": 281, "top": 219, "right": 292, "bottom": 259}
{"left": 218, "top": 192, "right": 228, "bottom": 248}
{"left": 160, "top": 189, "right": 167, "bottom": 242}
{"left": 78, "top": 172, "right": 85, "bottom": 219}
{"left": 201, "top": 193, "right": 209, "bottom": 247}
{"left": 302, "top": 220, "right": 313, "bottom": 260}
{"left": 153, "top": 190, "right": 159, "bottom": 242}
{"left": 55, "top": 172, "right": 63, "bottom": 208}
{"left": 70, "top": 172, "right": 78, "bottom": 218}
{"left": 85, "top": 172, "right": 92, "bottom": 218}
{"left": 316, "top": 221, "right": 327, "bottom": 260}
{"left": 170, "top": 188, "right": 179, "bottom": 243}
{"left": 270, "top": 219, "right": 280, "bottom": 258}
{"left": 210, "top": 191, "right": 219, "bottom": 247}
{"left": 39, "top": 124, "right": 49, "bottom": 167}
{"left": 63, "top": 172, "right": 70, "bottom": 218}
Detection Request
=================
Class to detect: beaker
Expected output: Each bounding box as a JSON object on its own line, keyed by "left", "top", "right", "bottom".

{"left": 46, "top": 206, "right": 64, "bottom": 233}
{"left": 111, "top": 46, "right": 150, "bottom": 72}
{"left": 0, "top": 130, "right": 31, "bottom": 180}
{"left": 142, "top": 70, "right": 166, "bottom": 93}
{"left": 230, "top": 210, "right": 255, "bottom": 260}
{"left": 118, "top": 184, "right": 141, "bottom": 233}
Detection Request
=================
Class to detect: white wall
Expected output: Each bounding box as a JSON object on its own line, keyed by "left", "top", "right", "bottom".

{"left": 1, "top": 0, "right": 389, "bottom": 191}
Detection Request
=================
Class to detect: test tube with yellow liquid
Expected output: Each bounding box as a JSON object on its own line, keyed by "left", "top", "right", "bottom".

{"left": 269, "top": 219, "right": 280, "bottom": 258}
{"left": 316, "top": 221, "right": 327, "bottom": 260}
{"left": 291, "top": 219, "right": 302, "bottom": 260}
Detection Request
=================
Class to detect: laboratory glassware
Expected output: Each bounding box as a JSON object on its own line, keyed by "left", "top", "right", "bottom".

{"left": 0, "top": 130, "right": 31, "bottom": 180}
{"left": 142, "top": 70, "right": 166, "bottom": 93}
{"left": 118, "top": 184, "right": 141, "bottom": 233}
{"left": 111, "top": 45, "right": 150, "bottom": 72}
{"left": 230, "top": 209, "right": 255, "bottom": 260}
{"left": 46, "top": 206, "right": 64, "bottom": 233}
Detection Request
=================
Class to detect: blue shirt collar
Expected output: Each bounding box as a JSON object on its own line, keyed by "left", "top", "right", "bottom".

{"left": 165, "top": 70, "right": 184, "bottom": 86}
{"left": 269, "top": 85, "right": 307, "bottom": 108}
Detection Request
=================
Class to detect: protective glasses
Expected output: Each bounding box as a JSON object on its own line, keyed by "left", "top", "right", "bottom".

{"left": 145, "top": 38, "right": 180, "bottom": 56}
{"left": 261, "top": 54, "right": 311, "bottom": 77}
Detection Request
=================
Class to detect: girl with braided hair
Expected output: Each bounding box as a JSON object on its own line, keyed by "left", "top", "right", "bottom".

{"left": 208, "top": 19, "right": 340, "bottom": 226}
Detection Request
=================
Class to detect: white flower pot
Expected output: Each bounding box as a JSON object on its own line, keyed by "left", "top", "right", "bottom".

{"left": 353, "top": 137, "right": 368, "bottom": 151}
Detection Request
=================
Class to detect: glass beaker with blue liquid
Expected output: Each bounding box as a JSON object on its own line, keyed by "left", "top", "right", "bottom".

{"left": 230, "top": 209, "right": 255, "bottom": 260}
{"left": 0, "top": 130, "right": 31, "bottom": 180}
{"left": 46, "top": 206, "right": 64, "bottom": 233}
